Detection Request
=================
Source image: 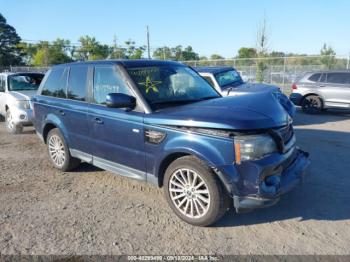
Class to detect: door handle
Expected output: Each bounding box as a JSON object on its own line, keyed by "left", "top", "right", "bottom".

{"left": 58, "top": 110, "right": 65, "bottom": 116}
{"left": 94, "top": 117, "right": 104, "bottom": 124}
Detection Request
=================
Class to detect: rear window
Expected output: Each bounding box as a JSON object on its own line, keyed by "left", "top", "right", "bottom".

{"left": 67, "top": 66, "right": 88, "bottom": 101}
{"left": 327, "top": 73, "right": 350, "bottom": 84}
{"left": 308, "top": 73, "right": 321, "bottom": 82}
{"left": 41, "top": 68, "right": 68, "bottom": 98}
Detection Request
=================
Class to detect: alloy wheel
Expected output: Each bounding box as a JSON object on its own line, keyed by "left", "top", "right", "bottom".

{"left": 48, "top": 135, "right": 66, "bottom": 167}
{"left": 168, "top": 168, "right": 211, "bottom": 219}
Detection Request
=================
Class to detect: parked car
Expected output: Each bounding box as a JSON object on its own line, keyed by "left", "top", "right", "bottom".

{"left": 290, "top": 70, "right": 350, "bottom": 113}
{"left": 33, "top": 60, "right": 309, "bottom": 226}
{"left": 0, "top": 72, "right": 44, "bottom": 133}
{"left": 195, "top": 66, "right": 296, "bottom": 117}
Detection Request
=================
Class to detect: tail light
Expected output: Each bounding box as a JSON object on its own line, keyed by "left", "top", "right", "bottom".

{"left": 291, "top": 83, "right": 298, "bottom": 90}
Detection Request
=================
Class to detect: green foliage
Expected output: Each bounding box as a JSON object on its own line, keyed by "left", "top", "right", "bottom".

{"left": 237, "top": 47, "right": 257, "bottom": 59}
{"left": 256, "top": 18, "right": 269, "bottom": 83}
{"left": 320, "top": 43, "right": 336, "bottom": 69}
{"left": 125, "top": 40, "right": 145, "bottom": 59}
{"left": 74, "top": 36, "right": 110, "bottom": 61}
{"left": 31, "top": 39, "right": 72, "bottom": 66}
{"left": 0, "top": 13, "right": 22, "bottom": 66}
{"left": 152, "top": 45, "right": 199, "bottom": 61}
{"left": 210, "top": 54, "right": 224, "bottom": 60}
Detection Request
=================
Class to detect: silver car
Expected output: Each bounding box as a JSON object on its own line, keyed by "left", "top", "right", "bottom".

{"left": 0, "top": 72, "right": 44, "bottom": 134}
{"left": 290, "top": 70, "right": 350, "bottom": 113}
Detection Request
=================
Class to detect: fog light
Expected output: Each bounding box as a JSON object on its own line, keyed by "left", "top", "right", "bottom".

{"left": 20, "top": 114, "right": 26, "bottom": 120}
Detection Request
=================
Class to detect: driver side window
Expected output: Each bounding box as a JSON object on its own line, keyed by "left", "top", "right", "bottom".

{"left": 93, "top": 66, "right": 131, "bottom": 105}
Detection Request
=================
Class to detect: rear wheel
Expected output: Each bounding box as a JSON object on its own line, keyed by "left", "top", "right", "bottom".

{"left": 164, "top": 156, "right": 230, "bottom": 226}
{"left": 301, "top": 95, "right": 323, "bottom": 114}
{"left": 46, "top": 128, "right": 80, "bottom": 171}
{"left": 5, "top": 110, "right": 23, "bottom": 134}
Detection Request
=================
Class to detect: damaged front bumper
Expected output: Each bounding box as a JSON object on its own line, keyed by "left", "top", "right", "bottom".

{"left": 222, "top": 147, "right": 310, "bottom": 212}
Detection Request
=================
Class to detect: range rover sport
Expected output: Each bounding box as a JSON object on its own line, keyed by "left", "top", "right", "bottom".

{"left": 33, "top": 60, "right": 309, "bottom": 226}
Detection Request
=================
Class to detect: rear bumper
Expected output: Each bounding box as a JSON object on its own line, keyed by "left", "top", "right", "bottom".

{"left": 224, "top": 148, "right": 310, "bottom": 212}
{"left": 289, "top": 93, "right": 303, "bottom": 106}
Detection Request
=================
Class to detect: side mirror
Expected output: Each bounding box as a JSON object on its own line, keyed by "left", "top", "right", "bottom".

{"left": 106, "top": 93, "right": 136, "bottom": 110}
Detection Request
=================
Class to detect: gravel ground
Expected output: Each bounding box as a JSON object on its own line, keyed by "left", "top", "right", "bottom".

{"left": 0, "top": 109, "right": 349, "bottom": 255}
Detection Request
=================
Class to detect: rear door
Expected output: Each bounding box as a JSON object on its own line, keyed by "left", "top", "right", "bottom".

{"left": 63, "top": 65, "right": 91, "bottom": 155}
{"left": 87, "top": 65, "right": 146, "bottom": 179}
{"left": 321, "top": 72, "right": 350, "bottom": 108}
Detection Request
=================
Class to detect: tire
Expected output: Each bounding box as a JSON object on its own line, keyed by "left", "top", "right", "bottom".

{"left": 164, "top": 156, "right": 230, "bottom": 226}
{"left": 46, "top": 128, "right": 81, "bottom": 171}
{"left": 301, "top": 95, "right": 323, "bottom": 114}
{"left": 5, "top": 110, "right": 23, "bottom": 134}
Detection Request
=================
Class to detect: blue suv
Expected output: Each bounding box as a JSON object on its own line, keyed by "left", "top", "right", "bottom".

{"left": 33, "top": 60, "right": 309, "bottom": 226}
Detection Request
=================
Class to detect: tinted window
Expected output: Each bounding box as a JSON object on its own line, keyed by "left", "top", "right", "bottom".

{"left": 308, "top": 73, "right": 321, "bottom": 82}
{"left": 41, "top": 68, "right": 68, "bottom": 98}
{"left": 327, "top": 73, "right": 350, "bottom": 84}
{"left": 68, "top": 66, "right": 88, "bottom": 101}
{"left": 93, "top": 66, "right": 131, "bottom": 104}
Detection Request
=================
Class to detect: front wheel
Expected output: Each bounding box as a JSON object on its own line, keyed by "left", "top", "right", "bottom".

{"left": 164, "top": 156, "right": 230, "bottom": 226}
{"left": 5, "top": 110, "right": 23, "bottom": 134}
{"left": 301, "top": 95, "right": 323, "bottom": 114}
{"left": 46, "top": 128, "right": 81, "bottom": 171}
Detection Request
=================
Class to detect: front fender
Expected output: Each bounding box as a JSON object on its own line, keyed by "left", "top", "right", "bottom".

{"left": 145, "top": 126, "right": 238, "bottom": 194}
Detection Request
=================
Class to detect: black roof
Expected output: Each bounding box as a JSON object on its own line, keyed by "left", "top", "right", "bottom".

{"left": 52, "top": 59, "right": 184, "bottom": 68}
{"left": 194, "top": 66, "right": 235, "bottom": 74}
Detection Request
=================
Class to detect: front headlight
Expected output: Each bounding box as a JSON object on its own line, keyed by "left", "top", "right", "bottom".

{"left": 15, "top": 100, "right": 31, "bottom": 110}
{"left": 234, "top": 134, "right": 277, "bottom": 163}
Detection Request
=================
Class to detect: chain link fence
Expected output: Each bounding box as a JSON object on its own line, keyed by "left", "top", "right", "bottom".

{"left": 1, "top": 55, "right": 350, "bottom": 94}
{"left": 183, "top": 55, "right": 350, "bottom": 94}
{"left": 0, "top": 66, "right": 49, "bottom": 73}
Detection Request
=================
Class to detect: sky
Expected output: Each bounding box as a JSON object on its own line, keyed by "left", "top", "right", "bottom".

{"left": 1, "top": 0, "right": 350, "bottom": 58}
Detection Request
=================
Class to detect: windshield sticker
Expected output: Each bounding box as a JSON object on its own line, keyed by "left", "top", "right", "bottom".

{"left": 138, "top": 76, "right": 161, "bottom": 93}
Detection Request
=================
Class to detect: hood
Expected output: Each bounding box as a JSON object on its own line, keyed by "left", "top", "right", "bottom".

{"left": 8, "top": 90, "right": 38, "bottom": 101}
{"left": 224, "top": 82, "right": 279, "bottom": 96}
{"left": 145, "top": 92, "right": 290, "bottom": 130}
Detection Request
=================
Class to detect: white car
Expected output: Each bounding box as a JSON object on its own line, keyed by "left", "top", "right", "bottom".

{"left": 0, "top": 72, "right": 44, "bottom": 134}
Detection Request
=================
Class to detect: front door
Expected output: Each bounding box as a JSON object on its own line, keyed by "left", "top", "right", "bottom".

{"left": 88, "top": 65, "right": 146, "bottom": 179}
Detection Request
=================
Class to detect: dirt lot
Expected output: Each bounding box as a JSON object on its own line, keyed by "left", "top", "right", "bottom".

{"left": 0, "top": 109, "right": 350, "bottom": 255}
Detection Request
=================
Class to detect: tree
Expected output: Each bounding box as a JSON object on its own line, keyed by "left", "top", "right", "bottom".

{"left": 110, "top": 35, "right": 127, "bottom": 59}
{"left": 74, "top": 36, "right": 110, "bottom": 61}
{"left": 153, "top": 46, "right": 173, "bottom": 60}
{"left": 255, "top": 17, "right": 269, "bottom": 82}
{"left": 237, "top": 47, "right": 257, "bottom": 59}
{"left": 0, "top": 13, "right": 22, "bottom": 66}
{"left": 152, "top": 45, "right": 199, "bottom": 61}
{"left": 125, "top": 40, "right": 145, "bottom": 59}
{"left": 31, "top": 39, "right": 73, "bottom": 66}
{"left": 320, "top": 43, "right": 336, "bottom": 69}
{"left": 210, "top": 54, "right": 224, "bottom": 60}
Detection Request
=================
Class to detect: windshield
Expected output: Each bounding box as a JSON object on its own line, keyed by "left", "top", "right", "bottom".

{"left": 126, "top": 65, "right": 220, "bottom": 110}
{"left": 215, "top": 70, "right": 243, "bottom": 88}
{"left": 8, "top": 74, "right": 43, "bottom": 91}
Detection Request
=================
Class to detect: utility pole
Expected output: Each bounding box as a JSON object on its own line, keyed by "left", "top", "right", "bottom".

{"left": 147, "top": 26, "right": 151, "bottom": 59}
